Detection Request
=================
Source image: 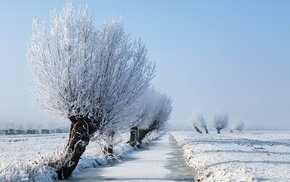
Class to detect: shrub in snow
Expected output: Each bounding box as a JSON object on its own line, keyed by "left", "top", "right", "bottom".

{"left": 0, "top": 162, "right": 57, "bottom": 182}
{"left": 29, "top": 166, "right": 57, "bottom": 182}
{"left": 0, "top": 162, "right": 21, "bottom": 182}
{"left": 212, "top": 112, "right": 229, "bottom": 134}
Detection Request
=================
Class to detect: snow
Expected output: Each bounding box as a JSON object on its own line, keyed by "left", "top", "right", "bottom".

{"left": 0, "top": 134, "right": 68, "bottom": 165}
{"left": 68, "top": 135, "right": 170, "bottom": 181}
{"left": 2, "top": 131, "right": 290, "bottom": 181}
{"left": 0, "top": 133, "right": 68, "bottom": 181}
{"left": 66, "top": 134, "right": 195, "bottom": 181}
{"left": 0, "top": 131, "right": 162, "bottom": 181}
{"left": 171, "top": 131, "right": 290, "bottom": 182}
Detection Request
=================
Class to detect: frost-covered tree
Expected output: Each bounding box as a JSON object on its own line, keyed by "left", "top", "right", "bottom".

{"left": 231, "top": 121, "right": 244, "bottom": 132}
{"left": 127, "top": 89, "right": 172, "bottom": 147}
{"left": 212, "top": 112, "right": 229, "bottom": 134}
{"left": 127, "top": 90, "right": 153, "bottom": 147}
{"left": 27, "top": 1, "right": 155, "bottom": 179}
{"left": 190, "top": 113, "right": 208, "bottom": 134}
{"left": 136, "top": 90, "right": 172, "bottom": 146}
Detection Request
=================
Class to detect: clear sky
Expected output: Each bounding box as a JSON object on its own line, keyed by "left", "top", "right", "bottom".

{"left": 0, "top": 1, "right": 289, "bottom": 130}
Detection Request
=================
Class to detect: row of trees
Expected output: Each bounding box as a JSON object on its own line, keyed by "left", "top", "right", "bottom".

{"left": 127, "top": 89, "right": 172, "bottom": 148}
{"left": 190, "top": 112, "right": 244, "bottom": 134}
{"left": 27, "top": 1, "right": 172, "bottom": 179}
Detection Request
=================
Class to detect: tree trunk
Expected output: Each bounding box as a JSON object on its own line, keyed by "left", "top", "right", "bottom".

{"left": 205, "top": 127, "right": 209, "bottom": 134}
{"left": 194, "top": 126, "right": 203, "bottom": 134}
{"left": 55, "top": 116, "right": 96, "bottom": 179}
{"left": 135, "top": 120, "right": 158, "bottom": 147}
{"left": 137, "top": 128, "right": 149, "bottom": 148}
{"left": 217, "top": 128, "right": 221, "bottom": 134}
{"left": 128, "top": 126, "right": 138, "bottom": 146}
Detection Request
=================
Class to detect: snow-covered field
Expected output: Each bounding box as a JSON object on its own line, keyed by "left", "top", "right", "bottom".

{"left": 0, "top": 134, "right": 68, "bottom": 165}
{"left": 0, "top": 132, "right": 161, "bottom": 181}
{"left": 0, "top": 133, "right": 68, "bottom": 181}
{"left": 2, "top": 131, "right": 290, "bottom": 181}
{"left": 171, "top": 131, "right": 290, "bottom": 182}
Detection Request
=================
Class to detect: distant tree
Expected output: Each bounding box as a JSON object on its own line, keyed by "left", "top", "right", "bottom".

{"left": 128, "top": 89, "right": 172, "bottom": 147}
{"left": 139, "top": 91, "right": 172, "bottom": 144}
{"left": 27, "top": 1, "right": 155, "bottom": 179}
{"left": 230, "top": 121, "right": 244, "bottom": 132}
{"left": 190, "top": 113, "right": 209, "bottom": 134}
{"left": 127, "top": 91, "right": 153, "bottom": 147}
{"left": 212, "top": 112, "right": 229, "bottom": 134}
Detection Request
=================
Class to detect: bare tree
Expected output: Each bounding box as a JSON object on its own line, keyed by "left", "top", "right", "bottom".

{"left": 212, "top": 112, "right": 229, "bottom": 134}
{"left": 190, "top": 113, "right": 208, "bottom": 134}
{"left": 231, "top": 121, "right": 244, "bottom": 132}
{"left": 27, "top": 1, "right": 155, "bottom": 179}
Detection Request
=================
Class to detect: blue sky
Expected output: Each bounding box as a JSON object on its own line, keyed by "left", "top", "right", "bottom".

{"left": 0, "top": 1, "right": 290, "bottom": 130}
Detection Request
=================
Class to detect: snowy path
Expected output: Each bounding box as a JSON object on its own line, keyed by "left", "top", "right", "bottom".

{"left": 66, "top": 134, "right": 195, "bottom": 181}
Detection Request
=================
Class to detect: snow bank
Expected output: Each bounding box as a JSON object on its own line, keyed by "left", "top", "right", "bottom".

{"left": 0, "top": 131, "right": 162, "bottom": 181}
{"left": 171, "top": 131, "right": 290, "bottom": 181}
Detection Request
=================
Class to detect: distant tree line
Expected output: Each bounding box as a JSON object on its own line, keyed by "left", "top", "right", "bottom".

{"left": 190, "top": 112, "right": 245, "bottom": 134}
{"left": 0, "top": 128, "right": 68, "bottom": 135}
